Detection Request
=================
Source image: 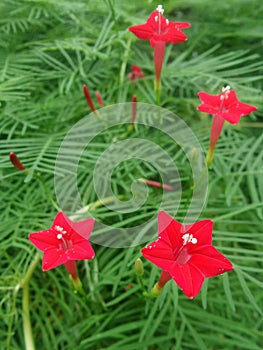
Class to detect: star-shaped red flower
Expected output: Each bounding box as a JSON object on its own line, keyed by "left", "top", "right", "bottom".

{"left": 129, "top": 7, "right": 190, "bottom": 48}
{"left": 28, "top": 212, "right": 95, "bottom": 271}
{"left": 197, "top": 88, "right": 257, "bottom": 124}
{"left": 142, "top": 211, "right": 233, "bottom": 298}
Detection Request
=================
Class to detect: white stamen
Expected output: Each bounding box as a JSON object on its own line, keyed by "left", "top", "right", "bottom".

{"left": 154, "top": 15, "right": 158, "bottom": 22}
{"left": 182, "top": 233, "right": 198, "bottom": 245}
{"left": 54, "top": 225, "right": 67, "bottom": 234}
{"left": 191, "top": 237, "right": 197, "bottom": 244}
{"left": 166, "top": 19, "right": 169, "bottom": 25}
{"left": 222, "top": 85, "right": 231, "bottom": 93}
{"left": 221, "top": 85, "right": 231, "bottom": 100}
{"left": 156, "top": 4, "right": 164, "bottom": 15}
{"left": 57, "top": 233, "right": 63, "bottom": 239}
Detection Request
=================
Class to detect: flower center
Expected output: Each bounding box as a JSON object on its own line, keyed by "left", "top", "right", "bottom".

{"left": 173, "top": 233, "right": 198, "bottom": 265}
{"left": 54, "top": 225, "right": 72, "bottom": 250}
{"left": 219, "top": 85, "right": 231, "bottom": 111}
{"left": 154, "top": 4, "right": 169, "bottom": 35}
{"left": 182, "top": 233, "right": 197, "bottom": 245}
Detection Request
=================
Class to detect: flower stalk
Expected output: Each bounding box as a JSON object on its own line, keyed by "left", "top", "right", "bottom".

{"left": 22, "top": 253, "right": 40, "bottom": 350}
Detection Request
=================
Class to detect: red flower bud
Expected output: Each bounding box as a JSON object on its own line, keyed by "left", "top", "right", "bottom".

{"left": 83, "top": 84, "right": 96, "bottom": 112}
{"left": 95, "top": 90, "right": 104, "bottom": 107}
{"left": 138, "top": 178, "right": 173, "bottom": 191}
{"left": 9, "top": 152, "right": 25, "bottom": 171}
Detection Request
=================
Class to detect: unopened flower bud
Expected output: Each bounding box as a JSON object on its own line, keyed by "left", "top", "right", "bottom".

{"left": 83, "top": 84, "right": 96, "bottom": 112}
{"left": 95, "top": 90, "right": 104, "bottom": 107}
{"left": 135, "top": 258, "right": 144, "bottom": 277}
{"left": 9, "top": 152, "right": 25, "bottom": 171}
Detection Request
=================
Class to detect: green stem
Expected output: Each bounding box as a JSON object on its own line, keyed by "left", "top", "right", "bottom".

{"left": 154, "top": 79, "right": 161, "bottom": 106}
{"left": 206, "top": 147, "right": 214, "bottom": 168}
{"left": 137, "top": 275, "right": 146, "bottom": 294}
{"left": 119, "top": 38, "right": 132, "bottom": 86}
{"left": 22, "top": 253, "right": 40, "bottom": 350}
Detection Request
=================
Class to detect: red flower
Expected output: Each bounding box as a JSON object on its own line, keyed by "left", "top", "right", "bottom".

{"left": 128, "top": 65, "right": 145, "bottom": 84}
{"left": 141, "top": 211, "right": 233, "bottom": 298}
{"left": 197, "top": 86, "right": 257, "bottom": 124}
{"left": 129, "top": 5, "right": 190, "bottom": 48}
{"left": 28, "top": 212, "right": 95, "bottom": 272}
{"left": 129, "top": 5, "right": 190, "bottom": 104}
{"left": 197, "top": 86, "right": 257, "bottom": 166}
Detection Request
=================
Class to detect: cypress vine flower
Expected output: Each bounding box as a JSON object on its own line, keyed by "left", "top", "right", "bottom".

{"left": 129, "top": 5, "right": 190, "bottom": 48}
{"left": 129, "top": 5, "right": 190, "bottom": 104}
{"left": 142, "top": 211, "right": 233, "bottom": 299}
{"left": 28, "top": 212, "right": 95, "bottom": 278}
{"left": 197, "top": 86, "right": 257, "bottom": 166}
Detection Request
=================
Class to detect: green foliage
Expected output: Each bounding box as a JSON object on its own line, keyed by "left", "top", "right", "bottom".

{"left": 0, "top": 0, "right": 263, "bottom": 349}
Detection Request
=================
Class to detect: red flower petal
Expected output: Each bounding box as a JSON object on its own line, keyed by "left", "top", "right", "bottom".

{"left": 220, "top": 111, "right": 242, "bottom": 124}
{"left": 141, "top": 243, "right": 175, "bottom": 271}
{"left": 28, "top": 229, "right": 58, "bottom": 251}
{"left": 129, "top": 23, "right": 153, "bottom": 41}
{"left": 185, "top": 220, "right": 213, "bottom": 247}
{"left": 197, "top": 92, "right": 221, "bottom": 108}
{"left": 189, "top": 246, "right": 233, "bottom": 277}
{"left": 68, "top": 240, "right": 95, "bottom": 260}
{"left": 174, "top": 22, "right": 191, "bottom": 29}
{"left": 42, "top": 248, "right": 68, "bottom": 270}
{"left": 157, "top": 211, "right": 182, "bottom": 249}
{"left": 51, "top": 212, "right": 74, "bottom": 234}
{"left": 71, "top": 218, "right": 95, "bottom": 240}
{"left": 170, "top": 263, "right": 204, "bottom": 298}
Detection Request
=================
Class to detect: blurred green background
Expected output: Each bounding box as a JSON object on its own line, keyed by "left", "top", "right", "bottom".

{"left": 0, "top": 0, "right": 263, "bottom": 349}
